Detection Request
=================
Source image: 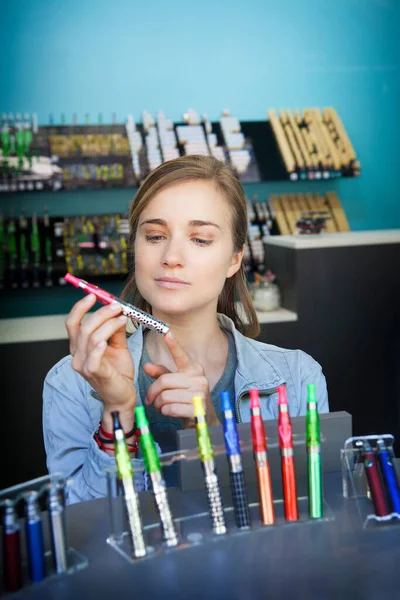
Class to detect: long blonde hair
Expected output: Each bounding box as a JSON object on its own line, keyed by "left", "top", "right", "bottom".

{"left": 121, "top": 154, "right": 260, "bottom": 338}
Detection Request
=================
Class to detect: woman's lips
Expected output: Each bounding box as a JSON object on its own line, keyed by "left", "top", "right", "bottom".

{"left": 155, "top": 278, "right": 190, "bottom": 289}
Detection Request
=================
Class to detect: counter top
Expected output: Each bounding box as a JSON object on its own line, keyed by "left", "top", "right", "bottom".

{"left": 0, "top": 308, "right": 298, "bottom": 345}
{"left": 8, "top": 473, "right": 400, "bottom": 600}
{"left": 264, "top": 229, "right": 400, "bottom": 249}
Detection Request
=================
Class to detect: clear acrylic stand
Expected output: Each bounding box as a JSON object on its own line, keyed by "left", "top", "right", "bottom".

{"left": 0, "top": 473, "right": 88, "bottom": 595}
{"left": 341, "top": 434, "right": 400, "bottom": 528}
{"left": 106, "top": 435, "right": 335, "bottom": 564}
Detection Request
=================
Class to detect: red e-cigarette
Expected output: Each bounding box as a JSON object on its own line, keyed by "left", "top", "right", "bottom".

{"left": 277, "top": 385, "right": 299, "bottom": 521}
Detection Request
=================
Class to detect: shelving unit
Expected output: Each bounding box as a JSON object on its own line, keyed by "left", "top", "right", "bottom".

{"left": 269, "top": 191, "right": 350, "bottom": 235}
{"left": 0, "top": 107, "right": 360, "bottom": 194}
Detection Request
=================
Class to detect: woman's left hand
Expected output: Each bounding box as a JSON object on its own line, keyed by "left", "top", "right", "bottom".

{"left": 144, "top": 331, "right": 219, "bottom": 428}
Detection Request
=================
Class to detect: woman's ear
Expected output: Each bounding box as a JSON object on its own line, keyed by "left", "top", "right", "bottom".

{"left": 226, "top": 246, "right": 245, "bottom": 279}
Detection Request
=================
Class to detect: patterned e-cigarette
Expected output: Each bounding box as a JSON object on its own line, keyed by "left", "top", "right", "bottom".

{"left": 135, "top": 407, "right": 178, "bottom": 547}
{"left": 64, "top": 273, "right": 169, "bottom": 334}
{"left": 112, "top": 411, "right": 147, "bottom": 558}
{"left": 221, "top": 391, "right": 251, "bottom": 529}
{"left": 193, "top": 396, "right": 227, "bottom": 535}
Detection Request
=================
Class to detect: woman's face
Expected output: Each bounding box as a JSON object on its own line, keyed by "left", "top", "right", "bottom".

{"left": 135, "top": 180, "right": 243, "bottom": 318}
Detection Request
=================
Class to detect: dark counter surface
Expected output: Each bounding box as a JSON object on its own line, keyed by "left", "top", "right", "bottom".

{"left": 7, "top": 472, "right": 400, "bottom": 600}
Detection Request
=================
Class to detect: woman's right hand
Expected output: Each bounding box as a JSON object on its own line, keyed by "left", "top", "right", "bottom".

{"left": 65, "top": 294, "right": 136, "bottom": 431}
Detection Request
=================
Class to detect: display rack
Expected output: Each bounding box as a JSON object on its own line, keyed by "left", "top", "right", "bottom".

{"left": 105, "top": 436, "right": 334, "bottom": 565}
{"left": 0, "top": 473, "right": 88, "bottom": 595}
{"left": 0, "top": 107, "right": 360, "bottom": 194}
{"left": 341, "top": 434, "right": 400, "bottom": 528}
{"left": 268, "top": 191, "right": 350, "bottom": 236}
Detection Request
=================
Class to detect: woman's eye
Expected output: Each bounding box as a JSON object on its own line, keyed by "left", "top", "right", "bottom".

{"left": 193, "top": 238, "right": 213, "bottom": 246}
{"left": 145, "top": 235, "right": 165, "bottom": 243}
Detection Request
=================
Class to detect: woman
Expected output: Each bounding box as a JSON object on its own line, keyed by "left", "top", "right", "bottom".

{"left": 43, "top": 155, "right": 328, "bottom": 503}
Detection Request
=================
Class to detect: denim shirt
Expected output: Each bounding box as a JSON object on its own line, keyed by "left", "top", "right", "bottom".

{"left": 42, "top": 314, "right": 328, "bottom": 504}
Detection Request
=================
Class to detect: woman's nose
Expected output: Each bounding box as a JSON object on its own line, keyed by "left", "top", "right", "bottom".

{"left": 161, "top": 239, "right": 185, "bottom": 267}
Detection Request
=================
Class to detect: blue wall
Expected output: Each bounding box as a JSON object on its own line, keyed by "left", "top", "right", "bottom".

{"left": 1, "top": 0, "right": 399, "bottom": 230}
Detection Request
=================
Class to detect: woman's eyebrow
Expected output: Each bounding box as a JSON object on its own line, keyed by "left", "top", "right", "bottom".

{"left": 189, "top": 220, "right": 221, "bottom": 229}
{"left": 139, "top": 218, "right": 220, "bottom": 229}
{"left": 139, "top": 218, "right": 167, "bottom": 228}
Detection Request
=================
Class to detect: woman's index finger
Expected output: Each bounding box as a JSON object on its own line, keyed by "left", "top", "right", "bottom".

{"left": 164, "top": 331, "right": 194, "bottom": 371}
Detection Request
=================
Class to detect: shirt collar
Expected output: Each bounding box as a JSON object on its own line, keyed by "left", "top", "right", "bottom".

{"left": 217, "top": 314, "right": 286, "bottom": 392}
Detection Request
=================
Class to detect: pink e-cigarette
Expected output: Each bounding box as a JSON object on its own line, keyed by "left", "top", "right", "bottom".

{"left": 64, "top": 273, "right": 169, "bottom": 335}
